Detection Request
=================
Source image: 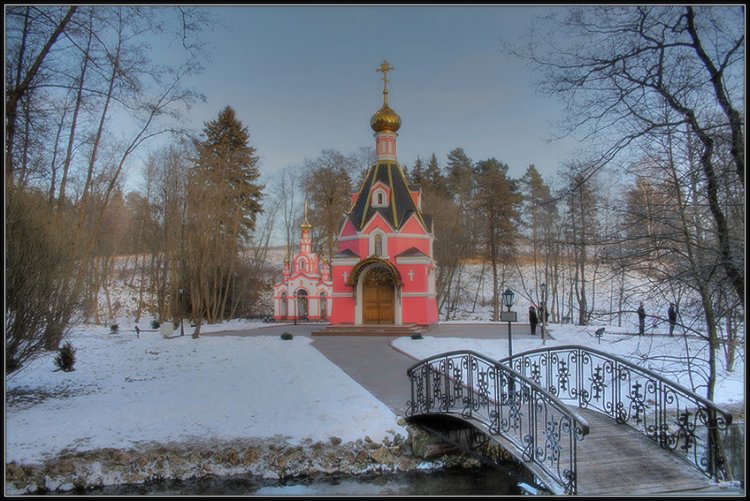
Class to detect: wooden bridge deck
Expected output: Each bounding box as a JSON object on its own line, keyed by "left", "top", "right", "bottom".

{"left": 574, "top": 408, "right": 718, "bottom": 496}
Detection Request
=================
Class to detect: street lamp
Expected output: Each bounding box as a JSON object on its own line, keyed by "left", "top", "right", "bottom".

{"left": 502, "top": 288, "right": 515, "bottom": 311}
{"left": 501, "top": 288, "right": 515, "bottom": 357}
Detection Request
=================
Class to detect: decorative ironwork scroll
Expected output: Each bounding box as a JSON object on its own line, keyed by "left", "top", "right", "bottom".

{"left": 504, "top": 345, "right": 734, "bottom": 482}
{"left": 406, "top": 350, "right": 590, "bottom": 495}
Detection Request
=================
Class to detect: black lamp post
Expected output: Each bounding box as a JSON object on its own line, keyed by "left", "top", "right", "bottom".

{"left": 502, "top": 288, "right": 515, "bottom": 357}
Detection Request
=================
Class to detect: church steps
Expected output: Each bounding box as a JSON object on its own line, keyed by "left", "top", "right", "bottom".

{"left": 311, "top": 323, "right": 424, "bottom": 337}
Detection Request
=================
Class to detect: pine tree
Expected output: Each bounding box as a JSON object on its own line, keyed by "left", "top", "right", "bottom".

{"left": 185, "top": 106, "right": 264, "bottom": 332}
{"left": 473, "top": 158, "right": 522, "bottom": 320}
{"left": 410, "top": 156, "right": 426, "bottom": 184}
{"left": 425, "top": 153, "right": 448, "bottom": 196}
{"left": 446, "top": 147, "right": 474, "bottom": 205}
{"left": 193, "top": 106, "right": 264, "bottom": 239}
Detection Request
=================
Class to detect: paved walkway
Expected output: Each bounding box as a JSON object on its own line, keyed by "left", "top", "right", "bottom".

{"left": 312, "top": 323, "right": 545, "bottom": 416}
{"left": 207, "top": 322, "right": 541, "bottom": 416}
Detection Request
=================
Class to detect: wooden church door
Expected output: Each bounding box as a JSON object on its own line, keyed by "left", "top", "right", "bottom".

{"left": 363, "top": 266, "right": 395, "bottom": 324}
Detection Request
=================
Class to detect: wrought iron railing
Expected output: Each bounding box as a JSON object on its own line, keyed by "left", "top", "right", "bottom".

{"left": 405, "top": 350, "right": 590, "bottom": 495}
{"left": 503, "top": 345, "right": 734, "bottom": 481}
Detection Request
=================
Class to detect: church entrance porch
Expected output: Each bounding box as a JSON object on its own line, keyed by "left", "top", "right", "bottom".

{"left": 362, "top": 265, "right": 395, "bottom": 324}
{"left": 296, "top": 290, "right": 309, "bottom": 320}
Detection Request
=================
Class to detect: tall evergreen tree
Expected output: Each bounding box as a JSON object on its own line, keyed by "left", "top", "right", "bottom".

{"left": 193, "top": 105, "right": 264, "bottom": 239}
{"left": 424, "top": 153, "right": 448, "bottom": 196}
{"left": 410, "top": 156, "right": 426, "bottom": 184}
{"left": 473, "top": 158, "right": 522, "bottom": 320}
{"left": 186, "top": 106, "right": 264, "bottom": 334}
{"left": 446, "top": 147, "right": 474, "bottom": 205}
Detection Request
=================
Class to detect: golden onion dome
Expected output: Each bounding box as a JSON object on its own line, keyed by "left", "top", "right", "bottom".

{"left": 370, "top": 92, "right": 401, "bottom": 132}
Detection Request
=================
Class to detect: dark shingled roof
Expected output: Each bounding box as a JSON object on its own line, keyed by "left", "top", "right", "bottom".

{"left": 396, "top": 247, "right": 428, "bottom": 258}
{"left": 334, "top": 248, "right": 359, "bottom": 258}
{"left": 347, "top": 161, "right": 432, "bottom": 234}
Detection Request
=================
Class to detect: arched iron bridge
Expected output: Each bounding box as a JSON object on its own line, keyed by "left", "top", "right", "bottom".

{"left": 405, "top": 345, "right": 733, "bottom": 495}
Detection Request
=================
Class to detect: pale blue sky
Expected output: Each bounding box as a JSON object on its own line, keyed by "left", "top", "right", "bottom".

{"left": 150, "top": 5, "right": 582, "bottom": 186}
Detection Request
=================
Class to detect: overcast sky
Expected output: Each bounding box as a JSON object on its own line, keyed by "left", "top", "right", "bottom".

{"left": 145, "top": 4, "right": 584, "bottom": 189}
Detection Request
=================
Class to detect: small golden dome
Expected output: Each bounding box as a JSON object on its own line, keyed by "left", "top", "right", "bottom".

{"left": 371, "top": 94, "right": 401, "bottom": 132}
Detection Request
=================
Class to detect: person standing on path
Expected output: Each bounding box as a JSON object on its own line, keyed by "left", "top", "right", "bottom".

{"left": 529, "top": 305, "right": 539, "bottom": 335}
{"left": 637, "top": 302, "right": 646, "bottom": 336}
{"left": 668, "top": 303, "right": 677, "bottom": 336}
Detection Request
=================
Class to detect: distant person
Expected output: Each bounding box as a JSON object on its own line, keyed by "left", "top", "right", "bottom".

{"left": 668, "top": 303, "right": 677, "bottom": 336}
{"left": 529, "top": 305, "right": 539, "bottom": 335}
{"left": 637, "top": 302, "right": 646, "bottom": 336}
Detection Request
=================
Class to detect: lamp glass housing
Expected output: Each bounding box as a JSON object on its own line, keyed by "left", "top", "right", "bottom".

{"left": 502, "top": 288, "right": 514, "bottom": 309}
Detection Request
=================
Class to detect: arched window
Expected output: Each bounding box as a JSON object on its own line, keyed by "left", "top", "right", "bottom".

{"left": 372, "top": 188, "right": 388, "bottom": 208}
{"left": 299, "top": 258, "right": 306, "bottom": 272}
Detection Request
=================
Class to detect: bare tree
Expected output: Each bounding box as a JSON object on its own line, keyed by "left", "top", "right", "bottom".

{"left": 562, "top": 168, "right": 601, "bottom": 325}
{"left": 4, "top": 5, "right": 213, "bottom": 356}
{"left": 302, "top": 149, "right": 354, "bottom": 262}
{"left": 505, "top": 5, "right": 744, "bottom": 308}
{"left": 271, "top": 166, "right": 302, "bottom": 263}
{"left": 619, "top": 113, "right": 743, "bottom": 400}
{"left": 5, "top": 5, "right": 78, "bottom": 182}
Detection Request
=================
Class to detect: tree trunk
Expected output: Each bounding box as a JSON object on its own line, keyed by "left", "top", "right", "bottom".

{"left": 471, "top": 260, "right": 485, "bottom": 313}
{"left": 58, "top": 9, "right": 92, "bottom": 214}
{"left": 47, "top": 102, "right": 68, "bottom": 205}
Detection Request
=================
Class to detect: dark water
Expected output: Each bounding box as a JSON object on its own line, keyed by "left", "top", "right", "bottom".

{"left": 38, "top": 467, "right": 528, "bottom": 496}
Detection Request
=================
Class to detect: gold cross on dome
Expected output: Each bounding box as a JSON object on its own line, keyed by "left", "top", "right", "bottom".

{"left": 376, "top": 59, "right": 394, "bottom": 91}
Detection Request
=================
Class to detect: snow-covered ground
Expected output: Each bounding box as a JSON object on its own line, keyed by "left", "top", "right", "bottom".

{"left": 5, "top": 318, "right": 744, "bottom": 467}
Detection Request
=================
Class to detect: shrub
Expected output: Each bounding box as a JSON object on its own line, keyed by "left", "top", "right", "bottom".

{"left": 54, "top": 342, "right": 76, "bottom": 372}
{"left": 151, "top": 319, "right": 160, "bottom": 329}
{"left": 6, "top": 186, "right": 83, "bottom": 373}
{"left": 411, "top": 333, "right": 423, "bottom": 340}
{"left": 110, "top": 324, "right": 119, "bottom": 333}
{"left": 280, "top": 332, "right": 293, "bottom": 340}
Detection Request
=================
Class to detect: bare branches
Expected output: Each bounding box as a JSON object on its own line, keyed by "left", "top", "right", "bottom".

{"left": 684, "top": 6, "right": 744, "bottom": 186}
{"left": 503, "top": 6, "right": 744, "bottom": 308}
{"left": 6, "top": 6, "right": 78, "bottom": 181}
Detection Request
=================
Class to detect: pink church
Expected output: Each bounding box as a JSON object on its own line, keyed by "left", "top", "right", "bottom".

{"left": 272, "top": 209, "right": 332, "bottom": 322}
{"left": 330, "top": 60, "right": 438, "bottom": 326}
